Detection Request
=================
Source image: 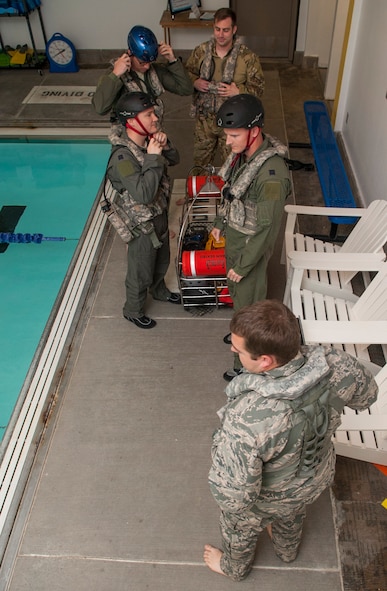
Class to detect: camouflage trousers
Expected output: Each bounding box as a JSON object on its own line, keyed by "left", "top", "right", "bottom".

{"left": 219, "top": 504, "right": 306, "bottom": 581}
{"left": 193, "top": 113, "right": 230, "bottom": 168}
{"left": 217, "top": 455, "right": 335, "bottom": 581}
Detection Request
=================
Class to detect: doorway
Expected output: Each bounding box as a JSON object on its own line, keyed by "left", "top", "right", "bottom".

{"left": 230, "top": 0, "right": 300, "bottom": 60}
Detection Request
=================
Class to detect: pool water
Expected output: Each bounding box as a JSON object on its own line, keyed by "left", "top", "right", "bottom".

{"left": 0, "top": 140, "right": 110, "bottom": 441}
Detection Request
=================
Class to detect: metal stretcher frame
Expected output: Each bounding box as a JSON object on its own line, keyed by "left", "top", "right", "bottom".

{"left": 176, "top": 180, "right": 231, "bottom": 309}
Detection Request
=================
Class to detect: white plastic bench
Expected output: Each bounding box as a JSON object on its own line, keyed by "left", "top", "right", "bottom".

{"left": 283, "top": 200, "right": 387, "bottom": 290}
{"left": 284, "top": 252, "right": 387, "bottom": 464}
{"left": 334, "top": 363, "right": 387, "bottom": 464}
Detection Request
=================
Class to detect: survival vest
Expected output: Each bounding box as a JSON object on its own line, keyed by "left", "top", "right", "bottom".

{"left": 261, "top": 372, "right": 346, "bottom": 487}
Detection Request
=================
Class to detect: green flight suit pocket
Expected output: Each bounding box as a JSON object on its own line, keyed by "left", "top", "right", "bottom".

{"left": 257, "top": 202, "right": 272, "bottom": 227}
{"left": 117, "top": 158, "right": 136, "bottom": 177}
{"left": 264, "top": 180, "right": 281, "bottom": 201}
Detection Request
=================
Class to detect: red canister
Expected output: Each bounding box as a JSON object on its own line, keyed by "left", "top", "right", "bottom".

{"left": 217, "top": 286, "right": 233, "bottom": 306}
{"left": 182, "top": 249, "right": 227, "bottom": 277}
{"left": 186, "top": 175, "right": 225, "bottom": 198}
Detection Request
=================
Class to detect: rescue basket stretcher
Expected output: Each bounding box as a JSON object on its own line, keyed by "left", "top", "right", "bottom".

{"left": 176, "top": 175, "right": 232, "bottom": 309}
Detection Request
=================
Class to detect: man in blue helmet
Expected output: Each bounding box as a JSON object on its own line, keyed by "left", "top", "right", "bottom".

{"left": 92, "top": 25, "right": 193, "bottom": 127}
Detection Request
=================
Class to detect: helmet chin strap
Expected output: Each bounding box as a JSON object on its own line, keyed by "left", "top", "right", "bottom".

{"left": 125, "top": 116, "right": 153, "bottom": 139}
{"left": 230, "top": 128, "right": 254, "bottom": 168}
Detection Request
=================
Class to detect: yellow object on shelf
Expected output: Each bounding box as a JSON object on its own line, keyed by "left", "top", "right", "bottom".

{"left": 8, "top": 44, "right": 34, "bottom": 65}
{"left": 205, "top": 234, "right": 226, "bottom": 250}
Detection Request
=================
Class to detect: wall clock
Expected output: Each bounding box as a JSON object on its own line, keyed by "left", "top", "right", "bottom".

{"left": 46, "top": 32, "right": 79, "bottom": 73}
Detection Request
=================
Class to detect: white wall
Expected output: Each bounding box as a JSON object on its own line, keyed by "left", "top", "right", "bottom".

{"left": 336, "top": 0, "right": 387, "bottom": 205}
{"left": 324, "top": 0, "right": 349, "bottom": 100}
{"left": 302, "top": 0, "right": 337, "bottom": 67}
{"left": 0, "top": 0, "right": 225, "bottom": 51}
{"left": 295, "top": 0, "right": 309, "bottom": 53}
{"left": 6, "top": 0, "right": 337, "bottom": 60}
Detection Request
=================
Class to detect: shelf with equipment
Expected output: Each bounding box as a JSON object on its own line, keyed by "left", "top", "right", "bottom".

{"left": 0, "top": 0, "right": 47, "bottom": 69}
{"left": 160, "top": 8, "right": 215, "bottom": 45}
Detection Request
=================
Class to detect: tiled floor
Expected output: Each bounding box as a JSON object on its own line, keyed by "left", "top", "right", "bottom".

{"left": 0, "top": 61, "right": 386, "bottom": 591}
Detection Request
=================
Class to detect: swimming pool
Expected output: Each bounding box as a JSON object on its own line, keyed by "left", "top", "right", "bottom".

{"left": 0, "top": 139, "right": 110, "bottom": 443}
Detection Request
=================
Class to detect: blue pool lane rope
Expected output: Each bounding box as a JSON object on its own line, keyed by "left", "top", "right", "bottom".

{"left": 0, "top": 233, "right": 67, "bottom": 243}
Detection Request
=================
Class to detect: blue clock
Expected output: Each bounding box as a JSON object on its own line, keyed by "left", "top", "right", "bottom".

{"left": 46, "top": 33, "right": 79, "bottom": 73}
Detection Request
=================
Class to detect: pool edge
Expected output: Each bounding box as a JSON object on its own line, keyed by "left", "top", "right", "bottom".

{"left": 0, "top": 127, "right": 110, "bottom": 139}
{"left": 0, "top": 180, "right": 112, "bottom": 560}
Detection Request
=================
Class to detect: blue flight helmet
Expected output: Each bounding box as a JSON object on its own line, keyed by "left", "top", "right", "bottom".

{"left": 127, "top": 26, "right": 158, "bottom": 63}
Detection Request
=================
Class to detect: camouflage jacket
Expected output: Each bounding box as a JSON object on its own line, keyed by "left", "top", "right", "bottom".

{"left": 209, "top": 346, "right": 378, "bottom": 514}
{"left": 92, "top": 60, "right": 193, "bottom": 119}
{"left": 186, "top": 38, "right": 265, "bottom": 117}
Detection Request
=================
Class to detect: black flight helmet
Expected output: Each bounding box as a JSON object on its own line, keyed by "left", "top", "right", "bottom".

{"left": 116, "top": 92, "right": 156, "bottom": 125}
{"left": 217, "top": 94, "right": 265, "bottom": 129}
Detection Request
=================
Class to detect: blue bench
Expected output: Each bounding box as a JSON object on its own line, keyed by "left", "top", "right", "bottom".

{"left": 304, "top": 100, "right": 358, "bottom": 238}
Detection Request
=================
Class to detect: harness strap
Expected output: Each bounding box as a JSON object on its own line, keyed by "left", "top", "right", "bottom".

{"left": 125, "top": 116, "right": 153, "bottom": 139}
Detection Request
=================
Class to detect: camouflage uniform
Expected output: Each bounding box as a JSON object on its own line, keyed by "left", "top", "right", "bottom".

{"left": 209, "top": 345, "right": 378, "bottom": 581}
{"left": 186, "top": 37, "right": 265, "bottom": 167}
{"left": 107, "top": 126, "right": 179, "bottom": 318}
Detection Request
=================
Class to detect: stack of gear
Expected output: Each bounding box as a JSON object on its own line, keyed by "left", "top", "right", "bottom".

{"left": 0, "top": 2, "right": 42, "bottom": 66}
{"left": 0, "top": 0, "right": 41, "bottom": 14}
{"left": 2, "top": 44, "right": 34, "bottom": 66}
{"left": 177, "top": 176, "right": 233, "bottom": 308}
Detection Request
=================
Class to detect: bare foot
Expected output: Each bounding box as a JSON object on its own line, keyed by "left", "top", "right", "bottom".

{"left": 169, "top": 229, "right": 176, "bottom": 239}
{"left": 203, "top": 544, "right": 226, "bottom": 576}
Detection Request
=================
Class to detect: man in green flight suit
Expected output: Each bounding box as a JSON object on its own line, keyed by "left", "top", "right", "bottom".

{"left": 106, "top": 91, "right": 181, "bottom": 329}
{"left": 204, "top": 299, "right": 378, "bottom": 581}
{"left": 210, "top": 94, "right": 291, "bottom": 380}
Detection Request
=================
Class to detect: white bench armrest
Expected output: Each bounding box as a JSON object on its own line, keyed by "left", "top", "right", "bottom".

{"left": 288, "top": 251, "right": 385, "bottom": 271}
{"left": 337, "top": 413, "right": 386, "bottom": 431}
{"left": 284, "top": 204, "right": 366, "bottom": 218}
{"left": 300, "top": 320, "right": 387, "bottom": 345}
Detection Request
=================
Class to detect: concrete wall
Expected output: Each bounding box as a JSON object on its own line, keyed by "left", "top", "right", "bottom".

{"left": 3, "top": 0, "right": 337, "bottom": 63}
{"left": 294, "top": 0, "right": 387, "bottom": 207}
{"left": 335, "top": 0, "right": 387, "bottom": 206}
{"left": 324, "top": 0, "right": 350, "bottom": 100}
{"left": 0, "top": 0, "right": 225, "bottom": 51}
{"left": 296, "top": 0, "right": 337, "bottom": 67}
{"left": 304, "top": 0, "right": 337, "bottom": 67}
